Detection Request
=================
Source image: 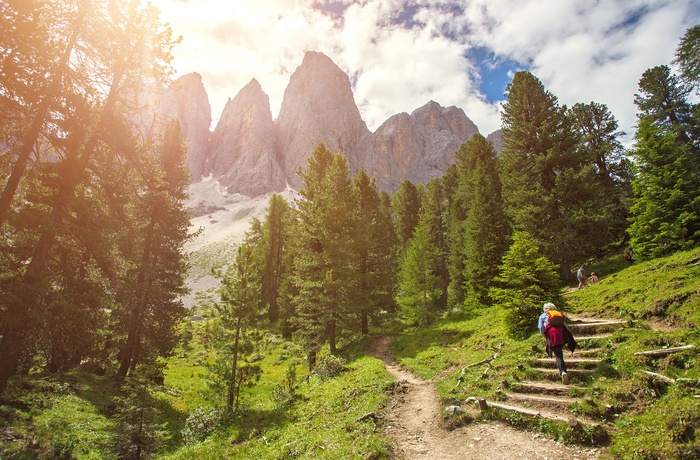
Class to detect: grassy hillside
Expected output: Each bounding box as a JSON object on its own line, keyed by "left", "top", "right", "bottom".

{"left": 1, "top": 248, "right": 698, "bottom": 459}
{"left": 392, "top": 247, "right": 700, "bottom": 459}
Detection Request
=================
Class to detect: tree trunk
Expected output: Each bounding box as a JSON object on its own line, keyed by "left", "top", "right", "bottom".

{"left": 117, "top": 215, "right": 156, "bottom": 382}
{"left": 308, "top": 350, "right": 317, "bottom": 372}
{"left": 0, "top": 58, "right": 127, "bottom": 394}
{"left": 328, "top": 319, "right": 336, "bottom": 355}
{"left": 0, "top": 1, "right": 88, "bottom": 227}
{"left": 361, "top": 310, "right": 368, "bottom": 335}
{"left": 228, "top": 317, "right": 242, "bottom": 412}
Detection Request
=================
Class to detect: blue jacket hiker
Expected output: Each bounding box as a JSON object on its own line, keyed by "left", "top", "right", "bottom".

{"left": 576, "top": 266, "right": 586, "bottom": 289}
{"left": 538, "top": 302, "right": 577, "bottom": 385}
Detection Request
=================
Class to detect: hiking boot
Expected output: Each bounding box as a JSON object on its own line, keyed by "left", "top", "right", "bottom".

{"left": 561, "top": 372, "right": 569, "bottom": 385}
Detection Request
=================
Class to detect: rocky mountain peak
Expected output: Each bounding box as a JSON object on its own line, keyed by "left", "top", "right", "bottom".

{"left": 153, "top": 52, "right": 490, "bottom": 198}
{"left": 207, "top": 78, "right": 284, "bottom": 197}
{"left": 274, "top": 51, "right": 370, "bottom": 188}
{"left": 159, "top": 72, "right": 211, "bottom": 181}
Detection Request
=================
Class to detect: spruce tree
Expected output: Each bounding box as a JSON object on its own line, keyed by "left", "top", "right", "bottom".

{"left": 397, "top": 217, "right": 441, "bottom": 326}
{"left": 628, "top": 65, "right": 700, "bottom": 257}
{"left": 209, "top": 242, "right": 263, "bottom": 412}
{"left": 500, "top": 71, "right": 599, "bottom": 277}
{"left": 259, "top": 194, "right": 290, "bottom": 324}
{"left": 489, "top": 231, "right": 563, "bottom": 339}
{"left": 392, "top": 180, "right": 422, "bottom": 249}
{"left": 291, "top": 143, "right": 358, "bottom": 364}
{"left": 454, "top": 135, "right": 509, "bottom": 308}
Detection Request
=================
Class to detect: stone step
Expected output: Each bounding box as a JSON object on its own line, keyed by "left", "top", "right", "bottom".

{"left": 510, "top": 381, "right": 587, "bottom": 395}
{"left": 506, "top": 393, "right": 580, "bottom": 406}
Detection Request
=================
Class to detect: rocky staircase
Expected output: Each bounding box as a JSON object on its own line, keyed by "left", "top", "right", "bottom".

{"left": 478, "top": 316, "right": 628, "bottom": 428}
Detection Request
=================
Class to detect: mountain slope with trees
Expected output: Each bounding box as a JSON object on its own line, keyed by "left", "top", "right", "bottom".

{"left": 1, "top": 4, "right": 700, "bottom": 458}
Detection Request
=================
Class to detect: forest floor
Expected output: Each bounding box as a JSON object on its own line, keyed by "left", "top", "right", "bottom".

{"left": 365, "top": 335, "right": 605, "bottom": 460}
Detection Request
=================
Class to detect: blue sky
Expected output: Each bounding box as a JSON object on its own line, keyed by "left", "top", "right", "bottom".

{"left": 150, "top": 0, "right": 699, "bottom": 138}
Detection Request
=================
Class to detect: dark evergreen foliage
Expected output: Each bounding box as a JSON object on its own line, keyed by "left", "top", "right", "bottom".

{"left": 628, "top": 65, "right": 700, "bottom": 257}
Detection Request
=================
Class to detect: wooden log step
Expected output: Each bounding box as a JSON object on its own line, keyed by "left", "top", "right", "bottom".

{"left": 532, "top": 367, "right": 595, "bottom": 375}
{"left": 511, "top": 381, "right": 586, "bottom": 395}
{"left": 534, "top": 357, "right": 601, "bottom": 368}
{"left": 506, "top": 393, "right": 580, "bottom": 406}
{"left": 634, "top": 344, "right": 696, "bottom": 357}
{"left": 576, "top": 334, "right": 614, "bottom": 341}
{"left": 479, "top": 400, "right": 578, "bottom": 425}
{"left": 575, "top": 347, "right": 604, "bottom": 356}
{"left": 567, "top": 320, "right": 627, "bottom": 328}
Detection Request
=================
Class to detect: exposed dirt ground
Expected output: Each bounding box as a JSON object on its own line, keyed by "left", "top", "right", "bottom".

{"left": 365, "top": 335, "right": 604, "bottom": 460}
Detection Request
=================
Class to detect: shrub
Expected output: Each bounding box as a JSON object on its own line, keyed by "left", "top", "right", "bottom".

{"left": 181, "top": 406, "right": 226, "bottom": 444}
{"left": 313, "top": 355, "right": 346, "bottom": 380}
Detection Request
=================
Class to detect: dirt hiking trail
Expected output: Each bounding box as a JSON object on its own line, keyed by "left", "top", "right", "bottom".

{"left": 365, "top": 335, "right": 603, "bottom": 460}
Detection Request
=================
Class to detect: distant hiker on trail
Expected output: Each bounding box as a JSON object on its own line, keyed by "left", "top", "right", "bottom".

{"left": 576, "top": 265, "right": 586, "bottom": 289}
{"left": 538, "top": 303, "right": 577, "bottom": 385}
{"left": 624, "top": 248, "right": 635, "bottom": 264}
{"left": 587, "top": 272, "right": 599, "bottom": 285}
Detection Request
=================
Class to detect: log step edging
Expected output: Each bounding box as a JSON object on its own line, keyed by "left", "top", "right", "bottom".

{"left": 477, "top": 398, "right": 581, "bottom": 427}
{"left": 510, "top": 381, "right": 587, "bottom": 395}
{"left": 506, "top": 393, "right": 579, "bottom": 406}
{"left": 531, "top": 367, "right": 596, "bottom": 375}
{"left": 534, "top": 357, "right": 602, "bottom": 367}
{"left": 567, "top": 320, "right": 627, "bottom": 328}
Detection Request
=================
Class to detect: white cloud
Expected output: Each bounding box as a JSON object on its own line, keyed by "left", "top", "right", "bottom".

{"left": 151, "top": 0, "right": 700, "bottom": 139}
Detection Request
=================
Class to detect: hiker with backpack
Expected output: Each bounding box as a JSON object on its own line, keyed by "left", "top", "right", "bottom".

{"left": 538, "top": 302, "right": 577, "bottom": 385}
{"left": 576, "top": 265, "right": 586, "bottom": 289}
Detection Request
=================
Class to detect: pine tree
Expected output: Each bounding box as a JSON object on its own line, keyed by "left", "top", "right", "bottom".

{"left": 392, "top": 180, "right": 422, "bottom": 249}
{"left": 489, "top": 231, "right": 563, "bottom": 339}
{"left": 209, "top": 242, "right": 263, "bottom": 412}
{"left": 291, "top": 143, "right": 358, "bottom": 365}
{"left": 353, "top": 169, "right": 397, "bottom": 333}
{"left": 500, "top": 71, "right": 599, "bottom": 277}
{"left": 454, "top": 135, "right": 509, "bottom": 308}
{"left": 675, "top": 25, "right": 700, "bottom": 91}
{"left": 568, "top": 102, "right": 632, "bottom": 249}
{"left": 397, "top": 217, "right": 441, "bottom": 327}
{"left": 420, "top": 178, "right": 449, "bottom": 307}
{"left": 0, "top": 0, "right": 179, "bottom": 394}
{"left": 115, "top": 122, "right": 191, "bottom": 381}
{"left": 259, "top": 194, "right": 290, "bottom": 324}
{"left": 111, "top": 365, "right": 168, "bottom": 459}
{"left": 628, "top": 65, "right": 700, "bottom": 257}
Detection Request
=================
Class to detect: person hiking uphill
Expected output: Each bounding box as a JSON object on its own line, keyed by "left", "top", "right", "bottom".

{"left": 538, "top": 303, "right": 577, "bottom": 385}
{"left": 576, "top": 265, "right": 586, "bottom": 289}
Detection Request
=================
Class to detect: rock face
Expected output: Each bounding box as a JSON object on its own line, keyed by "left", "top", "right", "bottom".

{"left": 158, "top": 73, "right": 211, "bottom": 181}
{"left": 208, "top": 79, "right": 285, "bottom": 196}
{"left": 360, "top": 101, "right": 479, "bottom": 191}
{"left": 156, "top": 52, "right": 492, "bottom": 196}
{"left": 487, "top": 129, "right": 504, "bottom": 155}
{"left": 273, "top": 51, "right": 371, "bottom": 189}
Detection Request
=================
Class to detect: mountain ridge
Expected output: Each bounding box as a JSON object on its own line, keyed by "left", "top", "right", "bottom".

{"left": 155, "top": 51, "right": 501, "bottom": 198}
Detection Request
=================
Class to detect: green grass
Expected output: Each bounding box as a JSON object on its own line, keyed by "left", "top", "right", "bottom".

{"left": 390, "top": 247, "right": 700, "bottom": 457}
{"left": 161, "top": 335, "right": 394, "bottom": 459}
{"left": 3, "top": 248, "right": 699, "bottom": 459}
